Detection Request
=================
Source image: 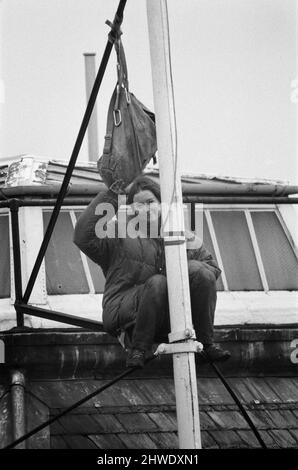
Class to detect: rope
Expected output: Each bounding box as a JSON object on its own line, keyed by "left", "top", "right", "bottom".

{"left": 202, "top": 350, "right": 268, "bottom": 449}
{"left": 3, "top": 356, "right": 155, "bottom": 450}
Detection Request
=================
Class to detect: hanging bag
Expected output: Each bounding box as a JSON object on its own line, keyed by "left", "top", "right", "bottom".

{"left": 97, "top": 38, "right": 157, "bottom": 193}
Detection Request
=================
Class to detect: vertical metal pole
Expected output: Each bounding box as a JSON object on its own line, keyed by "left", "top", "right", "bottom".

{"left": 84, "top": 53, "right": 99, "bottom": 162}
{"left": 191, "top": 202, "right": 196, "bottom": 232}
{"left": 10, "top": 370, "right": 26, "bottom": 449}
{"left": 10, "top": 199, "right": 24, "bottom": 328}
{"left": 146, "top": 0, "right": 201, "bottom": 449}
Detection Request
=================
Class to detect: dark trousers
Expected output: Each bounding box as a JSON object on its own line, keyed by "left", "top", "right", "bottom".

{"left": 132, "top": 260, "right": 217, "bottom": 351}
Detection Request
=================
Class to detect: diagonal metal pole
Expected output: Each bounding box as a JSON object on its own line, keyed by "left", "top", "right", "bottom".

{"left": 203, "top": 352, "right": 267, "bottom": 449}
{"left": 14, "top": 302, "right": 104, "bottom": 330}
{"left": 21, "top": 0, "right": 128, "bottom": 305}
{"left": 4, "top": 356, "right": 155, "bottom": 450}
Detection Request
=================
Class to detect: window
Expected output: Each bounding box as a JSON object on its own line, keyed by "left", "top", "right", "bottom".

{"left": 251, "top": 211, "right": 298, "bottom": 290}
{"left": 42, "top": 206, "right": 297, "bottom": 295}
{"left": 43, "top": 210, "right": 105, "bottom": 295}
{"left": 184, "top": 206, "right": 223, "bottom": 290}
{"left": 193, "top": 206, "right": 298, "bottom": 292}
{"left": 202, "top": 213, "right": 224, "bottom": 291}
{"left": 211, "top": 211, "right": 263, "bottom": 291}
{"left": 0, "top": 213, "right": 10, "bottom": 298}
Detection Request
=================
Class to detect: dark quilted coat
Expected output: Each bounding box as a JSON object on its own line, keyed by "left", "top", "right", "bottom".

{"left": 73, "top": 189, "right": 221, "bottom": 336}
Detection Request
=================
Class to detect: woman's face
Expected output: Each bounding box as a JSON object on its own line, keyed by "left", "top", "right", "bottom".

{"left": 132, "top": 190, "right": 161, "bottom": 231}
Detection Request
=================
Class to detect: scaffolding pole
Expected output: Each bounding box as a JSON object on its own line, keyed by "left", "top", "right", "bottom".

{"left": 146, "top": 0, "right": 201, "bottom": 449}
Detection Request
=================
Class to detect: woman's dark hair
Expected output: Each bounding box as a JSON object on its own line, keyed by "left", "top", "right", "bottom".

{"left": 127, "top": 175, "right": 161, "bottom": 204}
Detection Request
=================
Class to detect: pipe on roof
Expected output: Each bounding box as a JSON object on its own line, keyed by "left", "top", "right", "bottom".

{"left": 147, "top": 175, "right": 298, "bottom": 196}
{"left": 10, "top": 369, "right": 26, "bottom": 449}
{"left": 1, "top": 180, "right": 298, "bottom": 199}
{"left": 84, "top": 53, "right": 99, "bottom": 162}
{"left": 1, "top": 196, "right": 298, "bottom": 209}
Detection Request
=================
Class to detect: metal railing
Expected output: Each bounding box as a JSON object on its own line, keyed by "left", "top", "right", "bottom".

{"left": 4, "top": 192, "right": 298, "bottom": 329}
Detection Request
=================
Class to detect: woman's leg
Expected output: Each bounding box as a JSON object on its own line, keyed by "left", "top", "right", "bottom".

{"left": 188, "top": 259, "right": 217, "bottom": 344}
{"left": 132, "top": 263, "right": 216, "bottom": 350}
{"left": 131, "top": 274, "right": 169, "bottom": 351}
{"left": 188, "top": 259, "right": 231, "bottom": 361}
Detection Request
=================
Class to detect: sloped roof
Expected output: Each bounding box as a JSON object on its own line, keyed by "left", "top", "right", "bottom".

{"left": 1, "top": 326, "right": 297, "bottom": 449}
{"left": 29, "top": 376, "right": 298, "bottom": 449}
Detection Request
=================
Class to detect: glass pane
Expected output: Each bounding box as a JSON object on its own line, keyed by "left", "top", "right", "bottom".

{"left": 43, "top": 211, "right": 89, "bottom": 294}
{"left": 0, "top": 215, "right": 10, "bottom": 298}
{"left": 252, "top": 211, "right": 298, "bottom": 290}
{"left": 211, "top": 211, "right": 263, "bottom": 291}
{"left": 75, "top": 211, "right": 106, "bottom": 293}
{"left": 202, "top": 213, "right": 224, "bottom": 291}
{"left": 86, "top": 258, "right": 106, "bottom": 293}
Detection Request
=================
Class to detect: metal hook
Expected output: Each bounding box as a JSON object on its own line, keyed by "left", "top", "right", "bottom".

{"left": 124, "top": 88, "right": 131, "bottom": 104}
{"left": 113, "top": 109, "right": 122, "bottom": 126}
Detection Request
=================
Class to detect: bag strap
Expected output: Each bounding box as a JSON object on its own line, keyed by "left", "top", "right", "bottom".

{"left": 103, "top": 86, "right": 118, "bottom": 155}
{"left": 113, "top": 38, "right": 130, "bottom": 115}
{"left": 115, "top": 38, "right": 129, "bottom": 91}
{"left": 105, "top": 18, "right": 128, "bottom": 92}
{"left": 103, "top": 39, "right": 131, "bottom": 155}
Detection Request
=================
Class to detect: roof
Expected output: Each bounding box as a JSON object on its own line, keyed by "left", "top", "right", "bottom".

{"left": 1, "top": 155, "right": 297, "bottom": 198}
{"left": 1, "top": 327, "right": 297, "bottom": 449}
{"left": 29, "top": 376, "right": 298, "bottom": 449}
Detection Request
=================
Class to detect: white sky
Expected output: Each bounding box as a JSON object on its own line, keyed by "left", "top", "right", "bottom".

{"left": 0, "top": 0, "right": 297, "bottom": 183}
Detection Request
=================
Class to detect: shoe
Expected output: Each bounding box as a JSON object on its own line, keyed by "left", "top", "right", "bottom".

{"left": 126, "top": 348, "right": 145, "bottom": 369}
{"left": 203, "top": 344, "right": 231, "bottom": 363}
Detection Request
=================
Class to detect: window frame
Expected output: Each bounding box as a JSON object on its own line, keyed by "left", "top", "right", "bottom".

{"left": 9, "top": 203, "right": 298, "bottom": 296}
{"left": 195, "top": 203, "right": 298, "bottom": 292}
{"left": 1, "top": 203, "right": 297, "bottom": 329}
{"left": 42, "top": 206, "right": 104, "bottom": 295}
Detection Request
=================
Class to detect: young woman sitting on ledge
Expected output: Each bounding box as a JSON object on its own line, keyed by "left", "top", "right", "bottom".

{"left": 74, "top": 175, "right": 231, "bottom": 368}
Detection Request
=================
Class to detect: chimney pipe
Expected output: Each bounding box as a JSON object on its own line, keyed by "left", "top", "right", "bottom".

{"left": 84, "top": 53, "right": 99, "bottom": 162}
